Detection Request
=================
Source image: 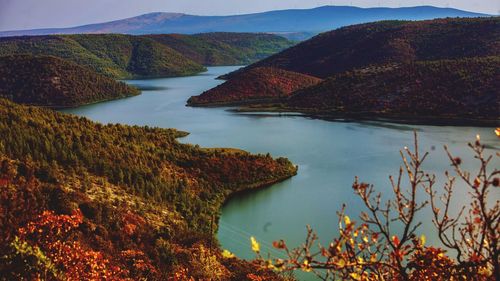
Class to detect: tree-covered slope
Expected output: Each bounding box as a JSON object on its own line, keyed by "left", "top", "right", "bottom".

{"left": 0, "top": 98, "right": 297, "bottom": 280}
{"left": 0, "top": 33, "right": 293, "bottom": 78}
{"left": 0, "top": 55, "right": 140, "bottom": 107}
{"left": 286, "top": 57, "right": 499, "bottom": 121}
{"left": 188, "top": 67, "right": 322, "bottom": 106}
{"left": 225, "top": 17, "right": 500, "bottom": 79}
{"left": 0, "top": 34, "right": 206, "bottom": 79}
{"left": 146, "top": 33, "right": 294, "bottom": 65}
{"left": 199, "top": 18, "right": 499, "bottom": 124}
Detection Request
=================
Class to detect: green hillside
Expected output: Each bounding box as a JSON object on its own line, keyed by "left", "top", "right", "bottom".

{"left": 0, "top": 33, "right": 293, "bottom": 79}
{"left": 0, "top": 55, "right": 140, "bottom": 107}
{"left": 0, "top": 34, "right": 206, "bottom": 79}
{"left": 0, "top": 98, "right": 296, "bottom": 279}
{"left": 146, "top": 32, "right": 294, "bottom": 65}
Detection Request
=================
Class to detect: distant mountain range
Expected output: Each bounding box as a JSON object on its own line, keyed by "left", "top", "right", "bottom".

{"left": 0, "top": 6, "right": 489, "bottom": 39}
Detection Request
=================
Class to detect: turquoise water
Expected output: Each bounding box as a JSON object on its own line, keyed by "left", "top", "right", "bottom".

{"left": 62, "top": 66, "right": 499, "bottom": 280}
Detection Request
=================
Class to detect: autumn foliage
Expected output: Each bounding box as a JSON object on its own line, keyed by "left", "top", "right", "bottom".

{"left": 203, "top": 18, "right": 500, "bottom": 124}
{"left": 252, "top": 133, "right": 499, "bottom": 280}
{"left": 0, "top": 99, "right": 297, "bottom": 280}
{"left": 10, "top": 210, "right": 125, "bottom": 280}
{"left": 188, "top": 67, "right": 322, "bottom": 106}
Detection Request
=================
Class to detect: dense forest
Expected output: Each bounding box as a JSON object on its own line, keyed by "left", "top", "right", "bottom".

{"left": 188, "top": 67, "right": 322, "bottom": 106}
{"left": 195, "top": 18, "right": 500, "bottom": 124}
{"left": 0, "top": 98, "right": 297, "bottom": 280}
{"left": 146, "top": 33, "right": 294, "bottom": 66}
{"left": 0, "top": 34, "right": 205, "bottom": 79}
{"left": 285, "top": 57, "right": 499, "bottom": 121}
{"left": 0, "top": 55, "right": 140, "bottom": 107}
{"left": 223, "top": 17, "right": 499, "bottom": 79}
{"left": 0, "top": 33, "right": 292, "bottom": 79}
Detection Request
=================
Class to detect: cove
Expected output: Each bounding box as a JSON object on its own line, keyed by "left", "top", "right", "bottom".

{"left": 61, "top": 66, "right": 499, "bottom": 280}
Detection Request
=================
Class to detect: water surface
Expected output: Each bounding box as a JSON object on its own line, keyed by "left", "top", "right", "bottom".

{"left": 62, "top": 66, "right": 499, "bottom": 280}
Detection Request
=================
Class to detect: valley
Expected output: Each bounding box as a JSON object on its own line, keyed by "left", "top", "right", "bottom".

{"left": 0, "top": 6, "right": 498, "bottom": 279}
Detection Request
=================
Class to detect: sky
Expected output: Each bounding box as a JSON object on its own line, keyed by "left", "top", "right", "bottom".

{"left": 0, "top": 0, "right": 498, "bottom": 31}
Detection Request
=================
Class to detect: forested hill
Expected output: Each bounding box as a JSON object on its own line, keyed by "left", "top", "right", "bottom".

{"left": 286, "top": 57, "right": 499, "bottom": 123}
{"left": 193, "top": 18, "right": 499, "bottom": 124}
{"left": 224, "top": 17, "right": 500, "bottom": 79}
{"left": 0, "top": 55, "right": 140, "bottom": 107}
{"left": 0, "top": 33, "right": 293, "bottom": 79}
{"left": 188, "top": 67, "right": 322, "bottom": 106}
{"left": 0, "top": 34, "right": 205, "bottom": 79}
{"left": 0, "top": 98, "right": 297, "bottom": 279}
{"left": 146, "top": 33, "right": 294, "bottom": 65}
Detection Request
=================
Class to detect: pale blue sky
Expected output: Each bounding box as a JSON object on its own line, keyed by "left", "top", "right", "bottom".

{"left": 0, "top": 0, "right": 497, "bottom": 31}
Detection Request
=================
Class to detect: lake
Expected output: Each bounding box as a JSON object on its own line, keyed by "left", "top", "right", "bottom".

{"left": 62, "top": 66, "right": 499, "bottom": 280}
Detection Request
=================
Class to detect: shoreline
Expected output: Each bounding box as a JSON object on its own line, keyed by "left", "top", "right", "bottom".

{"left": 215, "top": 165, "right": 298, "bottom": 247}
{"left": 221, "top": 165, "right": 299, "bottom": 208}
{"left": 187, "top": 103, "right": 499, "bottom": 127}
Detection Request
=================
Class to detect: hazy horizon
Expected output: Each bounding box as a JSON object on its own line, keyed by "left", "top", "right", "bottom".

{"left": 0, "top": 0, "right": 497, "bottom": 31}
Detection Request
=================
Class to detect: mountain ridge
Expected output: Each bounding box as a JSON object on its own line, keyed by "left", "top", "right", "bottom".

{"left": 0, "top": 6, "right": 489, "bottom": 38}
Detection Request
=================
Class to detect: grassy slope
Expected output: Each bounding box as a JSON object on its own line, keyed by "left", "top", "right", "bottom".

{"left": 224, "top": 17, "right": 500, "bottom": 79}
{"left": 146, "top": 32, "right": 294, "bottom": 66}
{"left": 188, "top": 67, "right": 322, "bottom": 105}
{"left": 0, "top": 34, "right": 206, "bottom": 79}
{"left": 0, "top": 55, "right": 140, "bottom": 107}
{"left": 286, "top": 57, "right": 499, "bottom": 121}
{"left": 0, "top": 98, "right": 297, "bottom": 279}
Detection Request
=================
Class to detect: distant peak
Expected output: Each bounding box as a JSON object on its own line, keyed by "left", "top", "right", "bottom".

{"left": 131, "top": 12, "right": 186, "bottom": 21}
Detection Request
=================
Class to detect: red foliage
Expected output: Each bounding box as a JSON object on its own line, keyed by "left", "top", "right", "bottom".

{"left": 231, "top": 17, "right": 498, "bottom": 79}
{"left": 17, "top": 210, "right": 127, "bottom": 280}
{"left": 121, "top": 211, "right": 146, "bottom": 236}
{"left": 188, "top": 67, "right": 322, "bottom": 105}
{"left": 120, "top": 249, "right": 159, "bottom": 279}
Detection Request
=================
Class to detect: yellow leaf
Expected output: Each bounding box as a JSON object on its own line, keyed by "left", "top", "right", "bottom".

{"left": 344, "top": 216, "right": 351, "bottom": 226}
{"left": 250, "top": 236, "right": 260, "bottom": 253}
{"left": 267, "top": 260, "right": 277, "bottom": 270}
{"left": 420, "top": 234, "right": 426, "bottom": 246}
{"left": 301, "top": 260, "right": 312, "bottom": 272}
{"left": 222, "top": 249, "right": 235, "bottom": 258}
{"left": 350, "top": 272, "right": 362, "bottom": 280}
